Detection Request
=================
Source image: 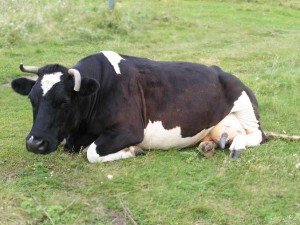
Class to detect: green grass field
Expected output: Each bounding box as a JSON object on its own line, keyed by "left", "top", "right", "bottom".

{"left": 1, "top": 0, "right": 300, "bottom": 224}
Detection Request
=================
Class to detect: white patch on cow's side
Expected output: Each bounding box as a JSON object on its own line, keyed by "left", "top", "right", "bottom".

{"left": 86, "top": 143, "right": 136, "bottom": 163}
{"left": 41, "top": 72, "right": 63, "bottom": 96}
{"left": 138, "top": 120, "right": 213, "bottom": 150}
{"left": 101, "top": 51, "right": 124, "bottom": 75}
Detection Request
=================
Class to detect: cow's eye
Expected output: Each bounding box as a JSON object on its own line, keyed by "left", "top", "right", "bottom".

{"left": 57, "top": 99, "right": 70, "bottom": 108}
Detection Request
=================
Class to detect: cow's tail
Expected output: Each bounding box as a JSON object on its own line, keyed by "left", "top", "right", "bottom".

{"left": 265, "top": 131, "right": 300, "bottom": 141}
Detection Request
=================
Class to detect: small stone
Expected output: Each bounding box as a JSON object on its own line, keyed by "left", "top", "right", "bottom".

{"left": 107, "top": 174, "right": 113, "bottom": 180}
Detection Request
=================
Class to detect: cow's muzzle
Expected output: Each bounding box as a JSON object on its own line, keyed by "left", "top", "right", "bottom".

{"left": 26, "top": 136, "right": 49, "bottom": 154}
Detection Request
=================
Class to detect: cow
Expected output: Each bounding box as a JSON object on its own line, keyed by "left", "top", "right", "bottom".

{"left": 11, "top": 51, "right": 266, "bottom": 163}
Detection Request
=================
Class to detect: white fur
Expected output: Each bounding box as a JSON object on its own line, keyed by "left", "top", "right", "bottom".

{"left": 87, "top": 143, "right": 135, "bottom": 163}
{"left": 101, "top": 51, "right": 124, "bottom": 75}
{"left": 245, "top": 130, "right": 263, "bottom": 147}
{"left": 229, "top": 130, "right": 262, "bottom": 151}
{"left": 60, "top": 139, "right": 66, "bottom": 146}
{"left": 209, "top": 113, "right": 246, "bottom": 145}
{"left": 228, "top": 91, "right": 263, "bottom": 152}
{"left": 41, "top": 72, "right": 63, "bottom": 96}
{"left": 230, "top": 91, "right": 259, "bottom": 133}
{"left": 138, "top": 120, "right": 212, "bottom": 150}
{"left": 229, "top": 135, "right": 247, "bottom": 151}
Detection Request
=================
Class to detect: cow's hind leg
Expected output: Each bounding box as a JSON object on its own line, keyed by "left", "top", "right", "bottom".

{"left": 229, "top": 130, "right": 262, "bottom": 158}
{"left": 228, "top": 91, "right": 264, "bottom": 158}
{"left": 87, "top": 144, "right": 145, "bottom": 163}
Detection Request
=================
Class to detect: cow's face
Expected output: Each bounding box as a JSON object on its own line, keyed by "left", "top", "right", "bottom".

{"left": 11, "top": 64, "right": 99, "bottom": 154}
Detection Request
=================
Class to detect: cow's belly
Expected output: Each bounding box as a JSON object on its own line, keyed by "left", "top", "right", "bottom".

{"left": 138, "top": 120, "right": 213, "bottom": 150}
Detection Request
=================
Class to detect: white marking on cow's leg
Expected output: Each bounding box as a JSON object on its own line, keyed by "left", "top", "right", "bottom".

{"left": 227, "top": 91, "right": 264, "bottom": 158}
{"left": 59, "top": 139, "right": 66, "bottom": 146}
{"left": 41, "top": 72, "right": 63, "bottom": 96}
{"left": 229, "top": 134, "right": 247, "bottom": 158}
{"left": 245, "top": 130, "right": 263, "bottom": 147}
{"left": 87, "top": 143, "right": 99, "bottom": 163}
{"left": 229, "top": 135, "right": 247, "bottom": 152}
{"left": 87, "top": 143, "right": 138, "bottom": 163}
{"left": 229, "top": 130, "right": 262, "bottom": 158}
{"left": 99, "top": 149, "right": 136, "bottom": 162}
{"left": 231, "top": 91, "right": 259, "bottom": 133}
{"left": 101, "top": 51, "right": 125, "bottom": 75}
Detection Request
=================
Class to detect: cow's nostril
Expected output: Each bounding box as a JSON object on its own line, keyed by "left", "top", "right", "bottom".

{"left": 26, "top": 137, "right": 48, "bottom": 153}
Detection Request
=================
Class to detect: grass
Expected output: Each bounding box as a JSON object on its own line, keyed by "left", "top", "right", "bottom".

{"left": 1, "top": 0, "right": 300, "bottom": 224}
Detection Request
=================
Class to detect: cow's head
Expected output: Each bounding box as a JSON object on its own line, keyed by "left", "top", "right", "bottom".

{"left": 11, "top": 64, "right": 99, "bottom": 154}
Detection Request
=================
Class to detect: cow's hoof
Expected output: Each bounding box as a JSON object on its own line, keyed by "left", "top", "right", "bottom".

{"left": 229, "top": 149, "right": 245, "bottom": 159}
{"left": 199, "top": 141, "right": 217, "bottom": 158}
{"left": 128, "top": 146, "right": 145, "bottom": 156}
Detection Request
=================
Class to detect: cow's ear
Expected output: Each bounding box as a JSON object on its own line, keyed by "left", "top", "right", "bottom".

{"left": 11, "top": 78, "right": 36, "bottom": 96}
{"left": 78, "top": 78, "right": 99, "bottom": 97}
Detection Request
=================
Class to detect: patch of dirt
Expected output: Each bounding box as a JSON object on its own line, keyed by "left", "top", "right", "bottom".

{"left": 97, "top": 209, "right": 127, "bottom": 225}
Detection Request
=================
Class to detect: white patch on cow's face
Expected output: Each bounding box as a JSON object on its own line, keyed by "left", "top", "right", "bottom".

{"left": 139, "top": 120, "right": 213, "bottom": 150}
{"left": 41, "top": 72, "right": 63, "bottom": 96}
{"left": 87, "top": 143, "right": 136, "bottom": 163}
{"left": 101, "top": 51, "right": 124, "bottom": 75}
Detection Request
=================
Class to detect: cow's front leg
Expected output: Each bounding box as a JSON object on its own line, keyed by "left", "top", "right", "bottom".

{"left": 87, "top": 145, "right": 145, "bottom": 163}
{"left": 86, "top": 128, "right": 144, "bottom": 163}
{"left": 65, "top": 133, "right": 97, "bottom": 152}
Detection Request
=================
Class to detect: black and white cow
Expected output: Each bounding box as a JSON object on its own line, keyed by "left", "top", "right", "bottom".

{"left": 11, "top": 51, "right": 266, "bottom": 162}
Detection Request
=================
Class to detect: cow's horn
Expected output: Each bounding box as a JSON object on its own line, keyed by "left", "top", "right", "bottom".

{"left": 20, "top": 64, "right": 39, "bottom": 74}
{"left": 68, "top": 69, "right": 81, "bottom": 92}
